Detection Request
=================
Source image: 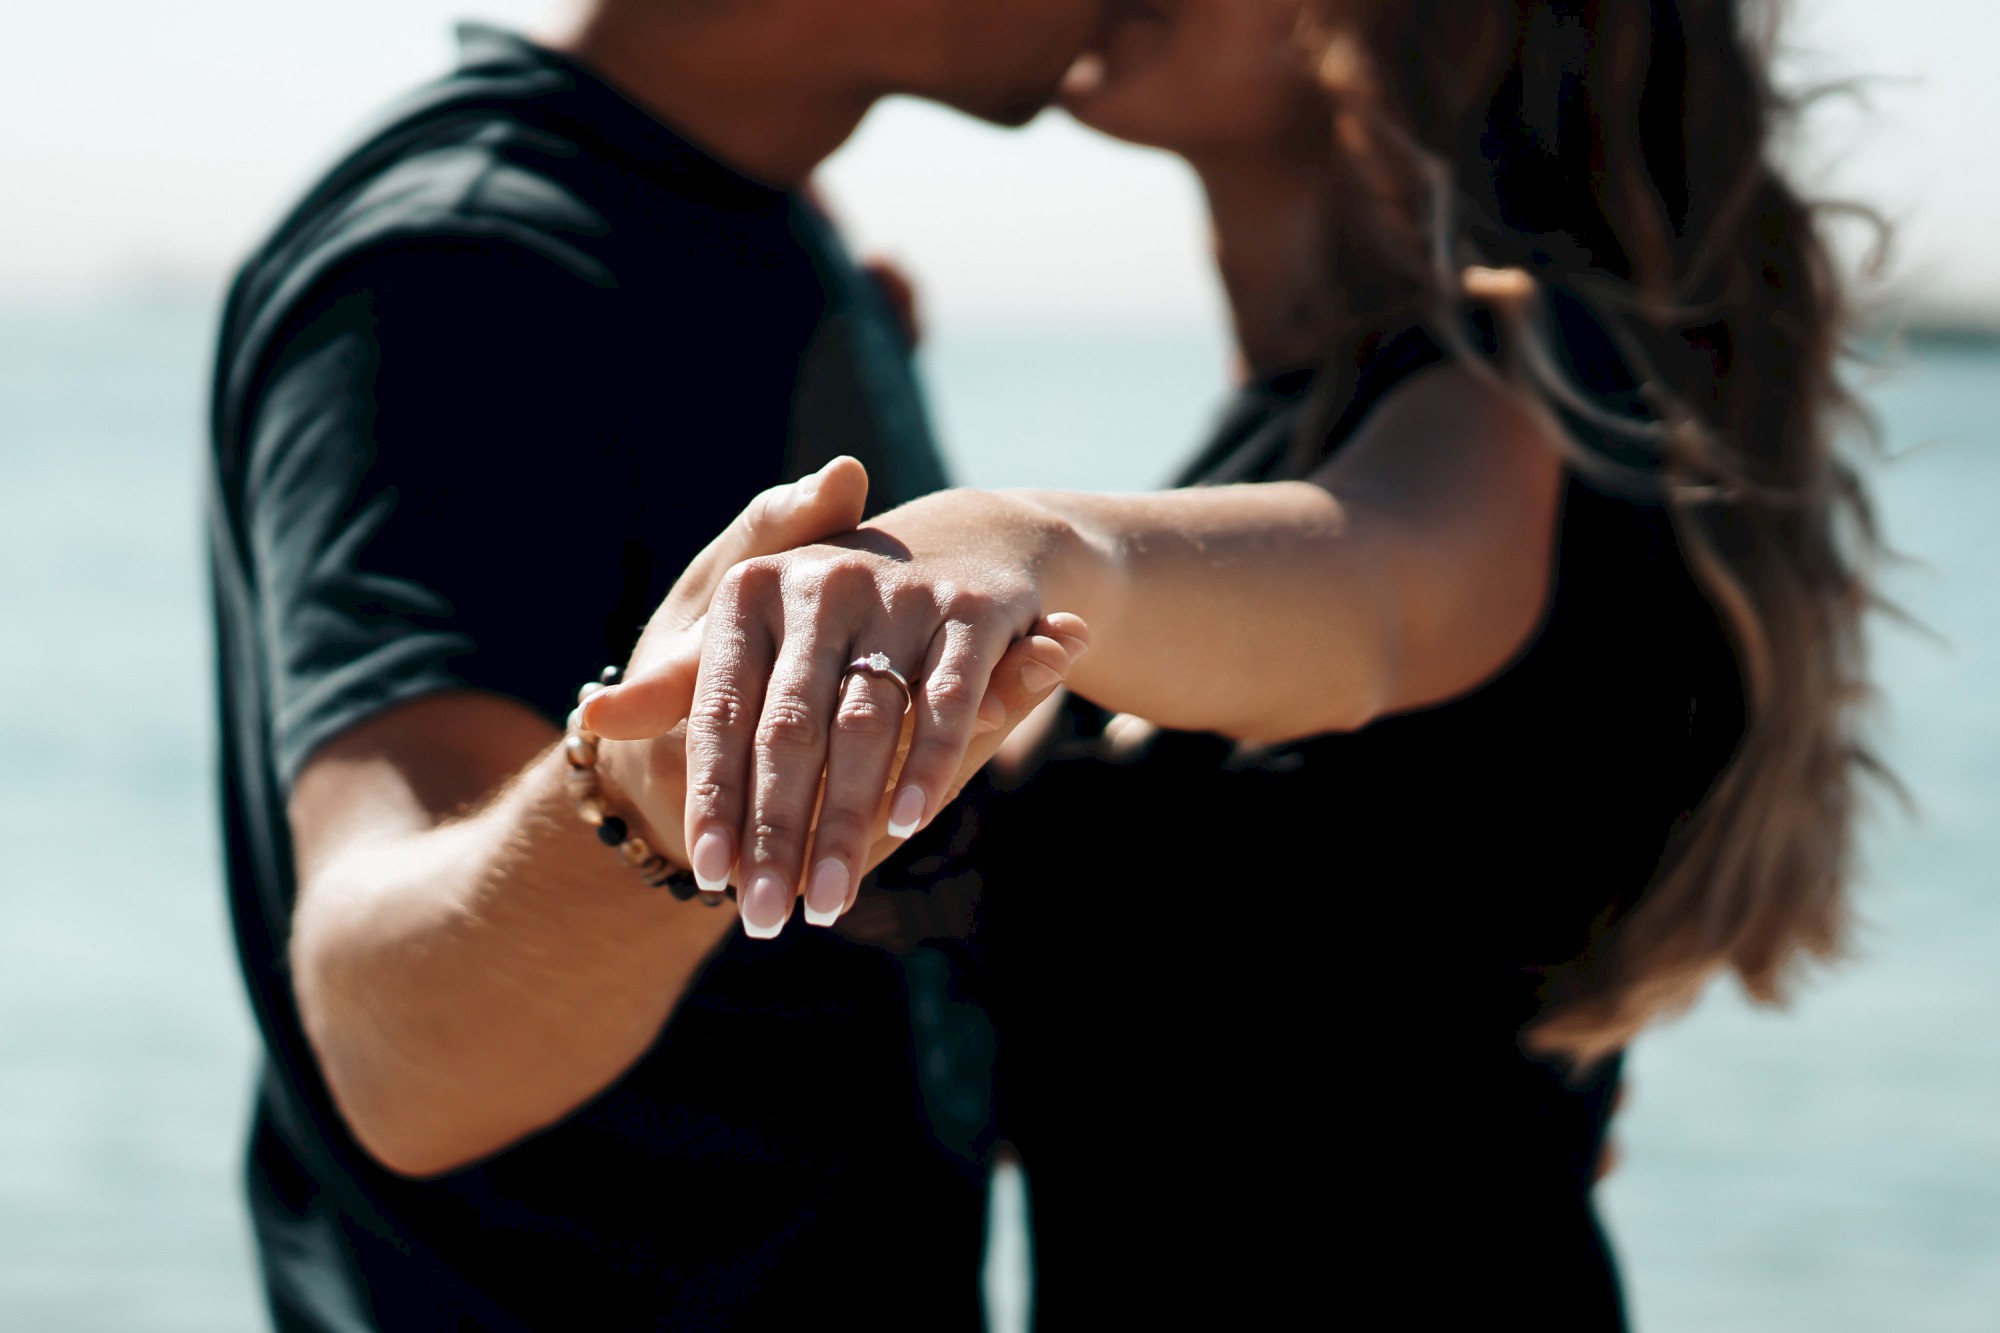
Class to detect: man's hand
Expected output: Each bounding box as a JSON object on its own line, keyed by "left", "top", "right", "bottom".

{"left": 281, "top": 456, "right": 938, "bottom": 1176}
{"left": 584, "top": 483, "right": 1091, "bottom": 937}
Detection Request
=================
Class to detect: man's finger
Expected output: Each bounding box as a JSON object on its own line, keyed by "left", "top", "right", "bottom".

{"left": 974, "top": 613, "right": 1088, "bottom": 732}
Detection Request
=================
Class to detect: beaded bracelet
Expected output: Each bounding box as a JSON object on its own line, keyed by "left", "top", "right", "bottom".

{"left": 564, "top": 666, "right": 715, "bottom": 904}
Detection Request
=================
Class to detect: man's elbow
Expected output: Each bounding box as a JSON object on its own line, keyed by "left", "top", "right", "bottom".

{"left": 303, "top": 1022, "right": 504, "bottom": 1181}
{"left": 290, "top": 946, "right": 499, "bottom": 1180}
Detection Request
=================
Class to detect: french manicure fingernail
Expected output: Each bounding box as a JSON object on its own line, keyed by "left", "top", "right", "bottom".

{"left": 886, "top": 786, "right": 926, "bottom": 839}
{"left": 741, "top": 871, "right": 791, "bottom": 939}
{"left": 1018, "top": 661, "right": 1063, "bottom": 694}
{"left": 803, "top": 858, "right": 850, "bottom": 927}
{"left": 691, "top": 828, "right": 734, "bottom": 894}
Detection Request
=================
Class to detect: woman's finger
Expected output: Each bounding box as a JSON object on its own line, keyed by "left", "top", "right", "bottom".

{"left": 731, "top": 576, "right": 891, "bottom": 939}
{"left": 798, "top": 650, "right": 917, "bottom": 927}
{"left": 680, "top": 562, "right": 781, "bottom": 900}
{"left": 886, "top": 612, "right": 1019, "bottom": 842}
{"left": 854, "top": 615, "right": 1089, "bottom": 883}
{"left": 583, "top": 457, "right": 869, "bottom": 741}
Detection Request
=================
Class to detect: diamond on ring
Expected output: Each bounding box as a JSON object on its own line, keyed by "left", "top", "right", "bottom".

{"left": 844, "top": 652, "right": 914, "bottom": 715}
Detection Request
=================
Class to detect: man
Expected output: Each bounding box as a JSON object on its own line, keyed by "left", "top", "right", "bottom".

{"left": 207, "top": 2, "right": 1101, "bottom": 1326}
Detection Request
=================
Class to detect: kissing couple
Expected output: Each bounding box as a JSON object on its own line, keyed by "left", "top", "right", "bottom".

{"left": 209, "top": 1, "right": 1872, "bottom": 1328}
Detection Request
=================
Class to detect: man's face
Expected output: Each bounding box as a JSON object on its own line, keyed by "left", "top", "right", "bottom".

{"left": 892, "top": 0, "right": 1111, "bottom": 126}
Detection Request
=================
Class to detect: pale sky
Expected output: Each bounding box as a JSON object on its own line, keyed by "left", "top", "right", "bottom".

{"left": 2, "top": 1, "right": 1991, "bottom": 329}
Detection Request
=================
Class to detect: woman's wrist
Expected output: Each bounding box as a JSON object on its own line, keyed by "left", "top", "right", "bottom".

{"left": 998, "top": 489, "right": 1132, "bottom": 662}
{"left": 861, "top": 487, "right": 1125, "bottom": 645}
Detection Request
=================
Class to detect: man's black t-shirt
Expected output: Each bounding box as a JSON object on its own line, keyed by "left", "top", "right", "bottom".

{"left": 207, "top": 27, "right": 980, "bottom": 1332}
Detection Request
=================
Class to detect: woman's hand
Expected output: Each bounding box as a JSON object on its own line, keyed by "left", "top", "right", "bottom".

{"left": 587, "top": 485, "right": 1091, "bottom": 937}
{"left": 586, "top": 456, "right": 873, "bottom": 871}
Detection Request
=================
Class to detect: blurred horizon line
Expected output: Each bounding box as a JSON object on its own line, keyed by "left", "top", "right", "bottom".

{"left": 11, "top": 270, "right": 1999, "bottom": 347}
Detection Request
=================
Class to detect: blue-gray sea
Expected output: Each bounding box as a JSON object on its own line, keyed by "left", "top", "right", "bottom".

{"left": 1, "top": 298, "right": 1995, "bottom": 1331}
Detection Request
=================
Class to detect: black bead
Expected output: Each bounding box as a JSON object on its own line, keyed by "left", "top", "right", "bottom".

{"left": 665, "top": 875, "right": 699, "bottom": 902}
{"left": 597, "top": 817, "right": 628, "bottom": 847}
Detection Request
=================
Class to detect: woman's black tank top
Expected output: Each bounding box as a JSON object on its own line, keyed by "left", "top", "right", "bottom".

{"left": 965, "top": 291, "right": 1744, "bottom": 1328}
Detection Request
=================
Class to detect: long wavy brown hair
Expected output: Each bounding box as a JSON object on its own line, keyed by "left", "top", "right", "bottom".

{"left": 1295, "top": 0, "right": 1883, "bottom": 1063}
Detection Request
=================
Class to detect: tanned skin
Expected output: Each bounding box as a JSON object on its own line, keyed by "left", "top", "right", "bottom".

{"left": 286, "top": 0, "right": 1106, "bottom": 1178}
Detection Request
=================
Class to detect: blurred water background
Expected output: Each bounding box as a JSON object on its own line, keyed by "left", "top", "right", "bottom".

{"left": 0, "top": 293, "right": 1995, "bottom": 1331}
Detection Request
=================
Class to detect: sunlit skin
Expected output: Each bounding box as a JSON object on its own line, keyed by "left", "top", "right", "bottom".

{"left": 1061, "top": 0, "right": 1333, "bottom": 374}
{"left": 589, "top": 0, "right": 1567, "bottom": 956}
{"left": 283, "top": 0, "right": 1107, "bottom": 1178}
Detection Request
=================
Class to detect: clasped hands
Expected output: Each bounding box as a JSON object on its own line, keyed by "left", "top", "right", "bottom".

{"left": 584, "top": 457, "right": 1088, "bottom": 937}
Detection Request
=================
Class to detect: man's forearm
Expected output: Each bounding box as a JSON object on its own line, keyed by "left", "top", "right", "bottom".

{"left": 291, "top": 736, "right": 734, "bottom": 1178}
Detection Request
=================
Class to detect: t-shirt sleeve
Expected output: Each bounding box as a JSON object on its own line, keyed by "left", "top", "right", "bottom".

{"left": 242, "top": 236, "right": 654, "bottom": 791}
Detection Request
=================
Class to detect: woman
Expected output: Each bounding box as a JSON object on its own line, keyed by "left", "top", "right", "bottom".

{"left": 592, "top": 0, "right": 1874, "bottom": 1320}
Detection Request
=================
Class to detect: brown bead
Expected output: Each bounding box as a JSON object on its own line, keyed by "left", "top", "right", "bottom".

{"left": 563, "top": 733, "right": 598, "bottom": 767}
{"left": 577, "top": 680, "right": 604, "bottom": 705}
{"left": 618, "top": 837, "right": 653, "bottom": 867}
{"left": 576, "top": 796, "right": 608, "bottom": 827}
{"left": 565, "top": 764, "right": 599, "bottom": 794}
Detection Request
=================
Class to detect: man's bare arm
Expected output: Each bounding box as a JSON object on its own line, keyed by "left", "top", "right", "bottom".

{"left": 289, "top": 694, "right": 730, "bottom": 1178}
{"left": 284, "top": 459, "right": 1085, "bottom": 1177}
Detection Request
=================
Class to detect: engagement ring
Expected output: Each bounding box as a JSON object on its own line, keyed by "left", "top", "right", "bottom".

{"left": 843, "top": 651, "right": 913, "bottom": 715}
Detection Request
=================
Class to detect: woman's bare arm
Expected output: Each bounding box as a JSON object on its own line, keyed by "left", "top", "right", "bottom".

{"left": 589, "top": 361, "right": 1566, "bottom": 930}
{"left": 1027, "top": 361, "right": 1566, "bottom": 740}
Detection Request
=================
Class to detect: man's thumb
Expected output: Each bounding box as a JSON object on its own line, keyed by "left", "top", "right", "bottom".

{"left": 580, "top": 657, "right": 695, "bottom": 740}
{"left": 588, "top": 458, "right": 871, "bottom": 740}
{"left": 662, "top": 456, "right": 870, "bottom": 624}
{"left": 747, "top": 455, "right": 869, "bottom": 558}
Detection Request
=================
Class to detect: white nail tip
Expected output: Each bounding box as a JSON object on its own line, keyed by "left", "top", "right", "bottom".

{"left": 694, "top": 870, "right": 729, "bottom": 894}
{"left": 741, "top": 916, "right": 784, "bottom": 940}
{"left": 802, "top": 905, "right": 840, "bottom": 928}
{"left": 886, "top": 817, "right": 919, "bottom": 839}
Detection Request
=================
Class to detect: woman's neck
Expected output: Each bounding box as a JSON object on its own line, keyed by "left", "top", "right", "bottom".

{"left": 1189, "top": 152, "right": 1331, "bottom": 381}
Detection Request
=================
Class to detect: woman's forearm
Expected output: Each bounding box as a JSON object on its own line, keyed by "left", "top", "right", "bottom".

{"left": 1006, "top": 481, "right": 1402, "bottom": 740}
{"left": 881, "top": 365, "right": 1565, "bottom": 743}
